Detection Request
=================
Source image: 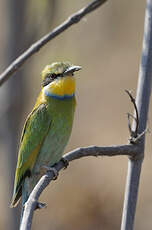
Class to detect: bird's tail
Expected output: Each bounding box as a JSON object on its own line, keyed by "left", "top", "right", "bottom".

{"left": 10, "top": 186, "right": 22, "bottom": 208}
{"left": 20, "top": 178, "right": 30, "bottom": 228}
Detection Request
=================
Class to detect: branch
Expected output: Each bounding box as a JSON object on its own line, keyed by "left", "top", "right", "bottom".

{"left": 121, "top": 0, "right": 152, "bottom": 229}
{"left": 20, "top": 144, "right": 140, "bottom": 230}
{"left": 0, "top": 0, "right": 107, "bottom": 86}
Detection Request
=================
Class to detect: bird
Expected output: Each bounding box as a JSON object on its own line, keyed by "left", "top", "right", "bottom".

{"left": 10, "top": 61, "right": 81, "bottom": 207}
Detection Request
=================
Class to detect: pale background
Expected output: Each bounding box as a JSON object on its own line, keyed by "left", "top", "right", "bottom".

{"left": 0, "top": 0, "right": 151, "bottom": 229}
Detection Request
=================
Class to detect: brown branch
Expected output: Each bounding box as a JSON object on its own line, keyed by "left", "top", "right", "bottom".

{"left": 20, "top": 144, "right": 140, "bottom": 230}
{"left": 0, "top": 0, "right": 107, "bottom": 86}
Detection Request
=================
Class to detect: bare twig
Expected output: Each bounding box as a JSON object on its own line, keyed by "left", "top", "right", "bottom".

{"left": 20, "top": 144, "right": 140, "bottom": 230}
{"left": 125, "top": 90, "right": 139, "bottom": 139}
{"left": 121, "top": 0, "right": 152, "bottom": 229}
{"left": 127, "top": 113, "right": 133, "bottom": 136}
{"left": 0, "top": 0, "right": 107, "bottom": 86}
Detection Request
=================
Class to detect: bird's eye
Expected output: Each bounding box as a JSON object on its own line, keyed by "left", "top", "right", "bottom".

{"left": 42, "top": 73, "right": 61, "bottom": 87}
{"left": 50, "top": 73, "right": 58, "bottom": 79}
{"left": 47, "top": 73, "right": 61, "bottom": 80}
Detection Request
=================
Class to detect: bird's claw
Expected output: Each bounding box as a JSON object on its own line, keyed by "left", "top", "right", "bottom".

{"left": 42, "top": 165, "right": 59, "bottom": 180}
{"left": 61, "top": 157, "right": 69, "bottom": 169}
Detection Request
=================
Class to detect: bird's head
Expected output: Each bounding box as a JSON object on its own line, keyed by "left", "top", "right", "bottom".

{"left": 41, "top": 62, "right": 81, "bottom": 99}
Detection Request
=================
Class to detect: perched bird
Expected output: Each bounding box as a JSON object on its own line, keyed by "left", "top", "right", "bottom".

{"left": 10, "top": 62, "right": 81, "bottom": 207}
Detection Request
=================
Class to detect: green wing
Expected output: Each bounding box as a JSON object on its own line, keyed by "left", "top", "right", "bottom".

{"left": 11, "top": 103, "right": 51, "bottom": 207}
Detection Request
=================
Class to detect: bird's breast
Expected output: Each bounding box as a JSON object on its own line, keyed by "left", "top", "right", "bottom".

{"left": 32, "top": 97, "right": 75, "bottom": 175}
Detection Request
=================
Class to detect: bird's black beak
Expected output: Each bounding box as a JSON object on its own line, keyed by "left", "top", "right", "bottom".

{"left": 63, "top": 66, "right": 81, "bottom": 75}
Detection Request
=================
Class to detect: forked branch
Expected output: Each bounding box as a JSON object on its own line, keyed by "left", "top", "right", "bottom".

{"left": 20, "top": 143, "right": 141, "bottom": 230}
{"left": 20, "top": 79, "right": 150, "bottom": 230}
{"left": 121, "top": 1, "right": 152, "bottom": 229}
{"left": 20, "top": 89, "right": 143, "bottom": 230}
{"left": 3, "top": 0, "right": 150, "bottom": 229}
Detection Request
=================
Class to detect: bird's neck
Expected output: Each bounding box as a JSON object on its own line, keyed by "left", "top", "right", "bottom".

{"left": 42, "top": 76, "right": 75, "bottom": 100}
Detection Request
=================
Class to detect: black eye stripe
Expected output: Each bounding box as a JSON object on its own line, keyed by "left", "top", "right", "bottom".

{"left": 42, "top": 73, "right": 62, "bottom": 87}
{"left": 49, "top": 73, "right": 58, "bottom": 79}
{"left": 49, "top": 73, "right": 62, "bottom": 79}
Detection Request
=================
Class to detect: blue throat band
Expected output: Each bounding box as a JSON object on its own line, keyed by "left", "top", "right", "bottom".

{"left": 44, "top": 91, "right": 74, "bottom": 100}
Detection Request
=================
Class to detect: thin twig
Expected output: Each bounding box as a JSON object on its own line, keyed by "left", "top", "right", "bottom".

{"left": 127, "top": 113, "right": 133, "bottom": 136}
{"left": 20, "top": 144, "right": 140, "bottom": 230}
{"left": 121, "top": 0, "right": 152, "bottom": 229}
{"left": 125, "top": 90, "right": 139, "bottom": 139}
{"left": 0, "top": 0, "right": 107, "bottom": 86}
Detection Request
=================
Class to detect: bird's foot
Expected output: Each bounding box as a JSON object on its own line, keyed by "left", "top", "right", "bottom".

{"left": 42, "top": 165, "right": 58, "bottom": 180}
{"left": 61, "top": 157, "right": 69, "bottom": 169}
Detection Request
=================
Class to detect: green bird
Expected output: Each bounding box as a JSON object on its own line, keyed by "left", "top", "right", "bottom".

{"left": 10, "top": 62, "right": 81, "bottom": 207}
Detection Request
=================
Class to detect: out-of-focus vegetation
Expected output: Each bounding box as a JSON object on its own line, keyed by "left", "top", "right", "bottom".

{"left": 0, "top": 0, "right": 151, "bottom": 230}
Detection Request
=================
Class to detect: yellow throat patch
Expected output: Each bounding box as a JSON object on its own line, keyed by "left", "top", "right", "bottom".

{"left": 43, "top": 75, "right": 75, "bottom": 98}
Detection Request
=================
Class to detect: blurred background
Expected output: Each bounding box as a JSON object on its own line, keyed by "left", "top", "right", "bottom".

{"left": 0, "top": 0, "right": 151, "bottom": 229}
